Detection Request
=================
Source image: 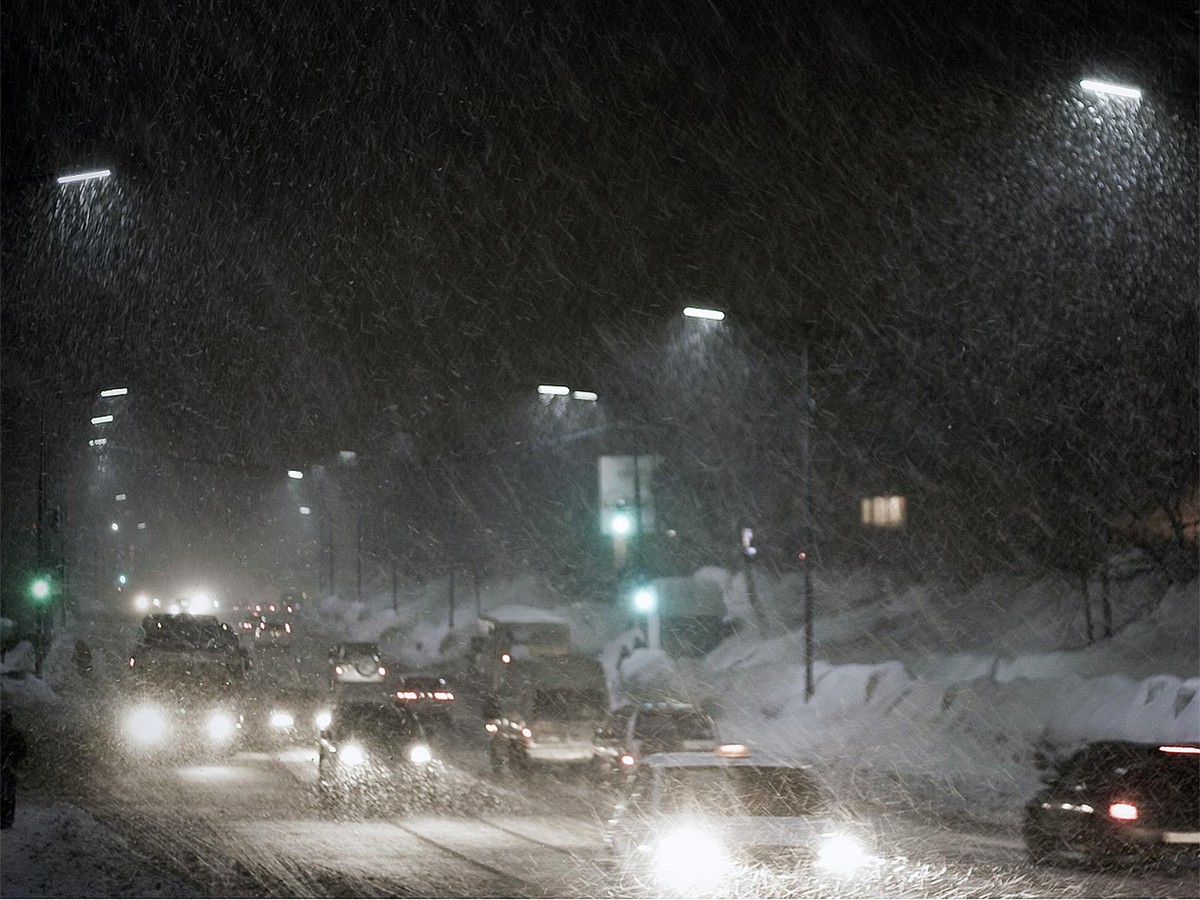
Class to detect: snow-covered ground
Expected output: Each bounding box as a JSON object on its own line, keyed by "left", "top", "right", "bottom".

{"left": 2, "top": 558, "right": 1196, "bottom": 894}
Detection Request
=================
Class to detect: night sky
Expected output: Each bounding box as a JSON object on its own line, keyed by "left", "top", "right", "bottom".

{"left": 2, "top": 1, "right": 1196, "bottom": 605}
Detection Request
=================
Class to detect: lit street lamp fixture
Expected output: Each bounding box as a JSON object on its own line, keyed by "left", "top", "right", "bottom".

{"left": 56, "top": 168, "right": 112, "bottom": 185}
{"left": 1080, "top": 79, "right": 1142, "bottom": 100}
{"left": 683, "top": 306, "right": 726, "bottom": 321}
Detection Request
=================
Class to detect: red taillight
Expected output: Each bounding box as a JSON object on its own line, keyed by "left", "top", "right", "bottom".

{"left": 128, "top": 657, "right": 136, "bottom": 667}
{"left": 378, "top": 666, "right": 387, "bottom": 676}
{"left": 501, "top": 653, "right": 511, "bottom": 664}
{"left": 1159, "top": 745, "right": 1200, "bottom": 754}
{"left": 396, "top": 691, "right": 419, "bottom": 701}
{"left": 284, "top": 623, "right": 291, "bottom": 634}
{"left": 335, "top": 665, "right": 344, "bottom": 675}
{"left": 433, "top": 691, "right": 454, "bottom": 701}
{"left": 1109, "top": 802, "right": 1139, "bottom": 822}
{"left": 620, "top": 753, "right": 636, "bottom": 767}
{"left": 520, "top": 727, "right": 532, "bottom": 739}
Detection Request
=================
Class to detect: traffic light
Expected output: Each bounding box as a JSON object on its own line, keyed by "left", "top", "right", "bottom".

{"left": 631, "top": 585, "right": 657, "bottom": 614}
{"left": 29, "top": 575, "right": 53, "bottom": 604}
{"left": 116, "top": 572, "right": 128, "bottom": 590}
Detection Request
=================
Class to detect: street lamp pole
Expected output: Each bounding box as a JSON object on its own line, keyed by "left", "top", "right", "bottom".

{"left": 798, "top": 336, "right": 815, "bottom": 702}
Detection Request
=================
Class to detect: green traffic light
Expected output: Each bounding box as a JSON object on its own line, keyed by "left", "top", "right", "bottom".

{"left": 30, "top": 577, "right": 52, "bottom": 602}
{"left": 117, "top": 573, "right": 127, "bottom": 585}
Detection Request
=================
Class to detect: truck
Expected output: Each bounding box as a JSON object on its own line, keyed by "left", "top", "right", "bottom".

{"left": 468, "top": 605, "right": 572, "bottom": 699}
{"left": 486, "top": 652, "right": 608, "bottom": 772}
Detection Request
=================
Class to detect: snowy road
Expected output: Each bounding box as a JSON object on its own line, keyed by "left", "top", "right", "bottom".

{"left": 7, "top": 607, "right": 1193, "bottom": 897}
{"left": 44, "top": 734, "right": 1189, "bottom": 899}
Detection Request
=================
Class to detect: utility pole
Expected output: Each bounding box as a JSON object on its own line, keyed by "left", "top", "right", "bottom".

{"left": 799, "top": 336, "right": 815, "bottom": 701}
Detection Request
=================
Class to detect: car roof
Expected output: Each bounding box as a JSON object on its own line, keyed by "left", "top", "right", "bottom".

{"left": 643, "top": 750, "right": 806, "bottom": 770}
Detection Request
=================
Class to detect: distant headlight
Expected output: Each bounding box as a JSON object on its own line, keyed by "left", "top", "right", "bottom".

{"left": 338, "top": 743, "right": 366, "bottom": 767}
{"left": 315, "top": 711, "right": 332, "bottom": 730}
{"left": 409, "top": 743, "right": 432, "bottom": 765}
{"left": 125, "top": 705, "right": 169, "bottom": 746}
{"left": 206, "top": 712, "right": 236, "bottom": 743}
{"left": 269, "top": 711, "right": 295, "bottom": 730}
{"left": 655, "top": 825, "right": 730, "bottom": 889}
{"left": 816, "top": 833, "right": 871, "bottom": 872}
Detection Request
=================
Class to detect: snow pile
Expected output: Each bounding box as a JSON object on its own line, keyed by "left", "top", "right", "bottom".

{"left": 606, "top": 564, "right": 1199, "bottom": 825}
{"left": 0, "top": 801, "right": 196, "bottom": 898}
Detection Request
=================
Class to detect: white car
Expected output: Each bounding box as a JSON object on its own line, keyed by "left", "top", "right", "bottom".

{"left": 605, "top": 745, "right": 877, "bottom": 892}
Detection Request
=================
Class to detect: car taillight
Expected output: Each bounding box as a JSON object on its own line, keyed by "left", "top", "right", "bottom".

{"left": 396, "top": 691, "right": 419, "bottom": 701}
{"left": 335, "top": 665, "right": 344, "bottom": 675}
{"left": 620, "top": 753, "right": 636, "bottom": 767}
{"left": 128, "top": 656, "right": 136, "bottom": 667}
{"left": 433, "top": 691, "right": 454, "bottom": 701}
{"left": 521, "top": 727, "right": 533, "bottom": 739}
{"left": 1108, "top": 802, "right": 1139, "bottom": 822}
{"left": 378, "top": 666, "right": 387, "bottom": 676}
{"left": 284, "top": 623, "right": 291, "bottom": 634}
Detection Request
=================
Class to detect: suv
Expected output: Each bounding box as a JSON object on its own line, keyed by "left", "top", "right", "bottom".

{"left": 129, "top": 614, "right": 248, "bottom": 685}
{"left": 328, "top": 642, "right": 386, "bottom": 685}
{"left": 1023, "top": 741, "right": 1200, "bottom": 867}
{"left": 595, "top": 701, "right": 718, "bottom": 774}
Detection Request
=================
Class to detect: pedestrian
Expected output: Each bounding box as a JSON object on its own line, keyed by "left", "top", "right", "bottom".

{"left": 1, "top": 708, "right": 29, "bottom": 829}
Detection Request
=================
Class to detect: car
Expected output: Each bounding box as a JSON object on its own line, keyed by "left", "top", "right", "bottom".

{"left": 128, "top": 614, "right": 249, "bottom": 686}
{"left": 390, "top": 672, "right": 456, "bottom": 730}
{"left": 328, "top": 642, "right": 387, "bottom": 685}
{"left": 595, "top": 701, "right": 719, "bottom": 775}
{"left": 316, "top": 699, "right": 438, "bottom": 804}
{"left": 1022, "top": 741, "right": 1200, "bottom": 868}
{"left": 257, "top": 617, "right": 293, "bottom": 647}
{"left": 604, "top": 744, "right": 876, "bottom": 892}
{"left": 116, "top": 684, "right": 246, "bottom": 760}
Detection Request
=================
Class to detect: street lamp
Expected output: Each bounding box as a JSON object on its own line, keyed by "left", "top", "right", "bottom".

{"left": 56, "top": 169, "right": 112, "bottom": 185}
{"left": 537, "top": 384, "right": 571, "bottom": 396}
{"left": 99, "top": 387, "right": 128, "bottom": 398}
{"left": 1080, "top": 79, "right": 1142, "bottom": 101}
{"left": 90, "top": 414, "right": 114, "bottom": 425}
{"left": 287, "top": 469, "right": 304, "bottom": 480}
{"left": 682, "top": 305, "right": 816, "bottom": 697}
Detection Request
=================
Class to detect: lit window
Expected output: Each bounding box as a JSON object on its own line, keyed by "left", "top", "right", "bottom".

{"left": 862, "top": 495, "right": 906, "bottom": 528}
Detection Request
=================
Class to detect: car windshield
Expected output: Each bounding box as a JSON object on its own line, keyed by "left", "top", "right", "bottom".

{"left": 657, "top": 766, "right": 827, "bottom": 818}
{"left": 140, "top": 617, "right": 231, "bottom": 652}
{"left": 634, "top": 710, "right": 714, "bottom": 744}
{"left": 533, "top": 688, "right": 607, "bottom": 721}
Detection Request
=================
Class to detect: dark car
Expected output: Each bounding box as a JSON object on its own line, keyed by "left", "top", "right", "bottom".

{"left": 328, "top": 641, "right": 386, "bottom": 685}
{"left": 595, "top": 701, "right": 719, "bottom": 775}
{"left": 390, "top": 672, "right": 456, "bottom": 730}
{"left": 317, "top": 699, "right": 438, "bottom": 804}
{"left": 1023, "top": 741, "right": 1200, "bottom": 867}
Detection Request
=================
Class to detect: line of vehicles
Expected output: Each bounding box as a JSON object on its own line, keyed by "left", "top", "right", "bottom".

{"left": 109, "top": 601, "right": 1198, "bottom": 887}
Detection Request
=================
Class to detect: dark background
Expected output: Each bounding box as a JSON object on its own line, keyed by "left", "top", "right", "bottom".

{"left": 2, "top": 0, "right": 1196, "bottom": 618}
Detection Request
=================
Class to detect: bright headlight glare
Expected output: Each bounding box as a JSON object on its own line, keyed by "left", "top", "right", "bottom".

{"left": 315, "top": 711, "right": 332, "bottom": 730}
{"left": 269, "top": 711, "right": 295, "bottom": 730}
{"left": 817, "top": 833, "right": 871, "bottom": 871}
{"left": 125, "top": 705, "right": 168, "bottom": 745}
{"left": 339, "top": 743, "right": 366, "bottom": 767}
{"left": 656, "top": 825, "right": 729, "bottom": 888}
{"left": 409, "top": 743, "right": 432, "bottom": 765}
{"left": 206, "top": 712, "right": 236, "bottom": 742}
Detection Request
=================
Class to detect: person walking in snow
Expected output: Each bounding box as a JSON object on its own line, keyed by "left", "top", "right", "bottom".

{"left": 1, "top": 708, "right": 29, "bottom": 829}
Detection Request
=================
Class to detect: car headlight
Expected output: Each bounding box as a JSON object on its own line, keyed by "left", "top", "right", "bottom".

{"left": 124, "top": 705, "right": 169, "bottom": 746}
{"left": 816, "top": 833, "right": 871, "bottom": 872}
{"left": 206, "top": 712, "right": 236, "bottom": 743}
{"left": 338, "top": 743, "right": 367, "bottom": 767}
{"left": 315, "top": 711, "right": 332, "bottom": 730}
{"left": 409, "top": 743, "right": 432, "bottom": 765}
{"left": 269, "top": 711, "right": 295, "bottom": 730}
{"left": 655, "top": 825, "right": 730, "bottom": 889}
